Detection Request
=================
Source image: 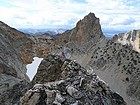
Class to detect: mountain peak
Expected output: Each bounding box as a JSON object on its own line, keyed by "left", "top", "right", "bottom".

{"left": 54, "top": 12, "right": 105, "bottom": 56}
{"left": 76, "top": 12, "right": 98, "bottom": 26}
{"left": 72, "top": 12, "right": 104, "bottom": 45}
{"left": 84, "top": 12, "right": 96, "bottom": 20}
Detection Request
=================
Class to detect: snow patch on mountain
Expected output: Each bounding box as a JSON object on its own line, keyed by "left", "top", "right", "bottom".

{"left": 26, "top": 57, "right": 43, "bottom": 80}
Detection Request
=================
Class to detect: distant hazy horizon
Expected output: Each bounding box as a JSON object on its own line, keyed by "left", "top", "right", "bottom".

{"left": 18, "top": 27, "right": 127, "bottom": 37}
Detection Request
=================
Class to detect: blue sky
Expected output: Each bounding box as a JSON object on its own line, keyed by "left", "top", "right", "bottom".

{"left": 0, "top": 0, "right": 140, "bottom": 35}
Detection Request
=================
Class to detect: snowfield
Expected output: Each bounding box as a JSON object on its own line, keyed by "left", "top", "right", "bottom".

{"left": 26, "top": 57, "right": 43, "bottom": 80}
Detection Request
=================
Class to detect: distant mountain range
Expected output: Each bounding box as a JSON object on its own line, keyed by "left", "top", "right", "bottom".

{"left": 19, "top": 28, "right": 128, "bottom": 39}
{"left": 18, "top": 28, "right": 67, "bottom": 35}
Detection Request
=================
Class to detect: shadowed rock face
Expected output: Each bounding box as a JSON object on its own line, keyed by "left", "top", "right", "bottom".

{"left": 31, "top": 55, "right": 65, "bottom": 85}
{"left": 20, "top": 55, "right": 126, "bottom": 105}
{"left": 0, "top": 21, "right": 31, "bottom": 105}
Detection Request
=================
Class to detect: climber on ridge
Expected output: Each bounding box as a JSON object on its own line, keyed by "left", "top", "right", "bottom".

{"left": 60, "top": 51, "right": 66, "bottom": 58}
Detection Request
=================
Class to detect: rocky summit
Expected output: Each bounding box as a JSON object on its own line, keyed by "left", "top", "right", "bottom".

{"left": 20, "top": 55, "right": 126, "bottom": 105}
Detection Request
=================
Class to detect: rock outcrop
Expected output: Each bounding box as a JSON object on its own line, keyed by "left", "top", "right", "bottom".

{"left": 20, "top": 55, "right": 126, "bottom": 105}
{"left": 112, "top": 30, "right": 140, "bottom": 53}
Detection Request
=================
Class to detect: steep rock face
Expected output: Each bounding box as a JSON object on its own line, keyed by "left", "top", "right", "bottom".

{"left": 0, "top": 21, "right": 35, "bottom": 64}
{"left": 112, "top": 30, "right": 140, "bottom": 53}
{"left": 0, "top": 21, "right": 30, "bottom": 105}
{"left": 54, "top": 13, "right": 105, "bottom": 56}
{"left": 87, "top": 40, "right": 140, "bottom": 105}
{"left": 69, "top": 12, "right": 104, "bottom": 45}
{"left": 0, "top": 21, "right": 32, "bottom": 80}
{"left": 21, "top": 55, "right": 126, "bottom": 105}
{"left": 0, "top": 21, "right": 55, "bottom": 65}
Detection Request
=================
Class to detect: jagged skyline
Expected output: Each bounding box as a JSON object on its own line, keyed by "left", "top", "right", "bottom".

{"left": 0, "top": 0, "right": 140, "bottom": 35}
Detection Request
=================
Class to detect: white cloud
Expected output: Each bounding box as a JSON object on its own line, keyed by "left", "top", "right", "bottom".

{"left": 0, "top": 0, "right": 140, "bottom": 33}
{"left": 110, "top": 15, "right": 135, "bottom": 25}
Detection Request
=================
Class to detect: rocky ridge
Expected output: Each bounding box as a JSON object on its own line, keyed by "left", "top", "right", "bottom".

{"left": 112, "top": 30, "right": 140, "bottom": 53}
{"left": 20, "top": 55, "right": 126, "bottom": 105}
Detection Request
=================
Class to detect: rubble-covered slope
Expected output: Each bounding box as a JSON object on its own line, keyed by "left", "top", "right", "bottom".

{"left": 20, "top": 55, "right": 126, "bottom": 105}
{"left": 87, "top": 40, "right": 140, "bottom": 105}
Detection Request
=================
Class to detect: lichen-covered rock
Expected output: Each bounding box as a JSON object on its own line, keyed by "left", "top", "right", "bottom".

{"left": 20, "top": 55, "right": 126, "bottom": 105}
